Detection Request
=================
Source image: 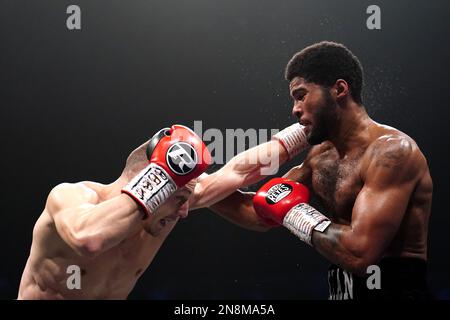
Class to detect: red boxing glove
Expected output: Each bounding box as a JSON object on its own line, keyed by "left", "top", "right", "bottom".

{"left": 122, "top": 125, "right": 211, "bottom": 217}
{"left": 253, "top": 177, "right": 310, "bottom": 224}
{"left": 147, "top": 125, "right": 211, "bottom": 187}
{"left": 253, "top": 177, "right": 331, "bottom": 246}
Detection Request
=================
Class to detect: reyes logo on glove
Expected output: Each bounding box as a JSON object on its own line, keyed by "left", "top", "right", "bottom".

{"left": 166, "top": 142, "right": 198, "bottom": 175}
{"left": 265, "top": 183, "right": 293, "bottom": 204}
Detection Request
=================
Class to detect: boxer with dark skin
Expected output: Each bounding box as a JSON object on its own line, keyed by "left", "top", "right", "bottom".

{"left": 211, "top": 41, "right": 433, "bottom": 299}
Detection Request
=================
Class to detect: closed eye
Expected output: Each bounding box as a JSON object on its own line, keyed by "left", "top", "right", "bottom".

{"left": 175, "top": 195, "right": 189, "bottom": 206}
{"left": 295, "top": 91, "right": 307, "bottom": 101}
{"left": 291, "top": 88, "right": 307, "bottom": 102}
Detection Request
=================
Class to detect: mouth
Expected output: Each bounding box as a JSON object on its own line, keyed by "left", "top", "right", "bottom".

{"left": 299, "top": 120, "right": 311, "bottom": 133}
{"left": 304, "top": 125, "right": 311, "bottom": 135}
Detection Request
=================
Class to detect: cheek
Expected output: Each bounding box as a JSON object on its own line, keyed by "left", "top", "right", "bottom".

{"left": 143, "top": 217, "right": 156, "bottom": 233}
{"left": 303, "top": 96, "right": 318, "bottom": 116}
{"left": 310, "top": 95, "right": 328, "bottom": 118}
{"left": 152, "top": 204, "right": 167, "bottom": 218}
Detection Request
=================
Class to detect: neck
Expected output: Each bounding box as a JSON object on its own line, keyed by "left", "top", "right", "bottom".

{"left": 328, "top": 101, "right": 372, "bottom": 157}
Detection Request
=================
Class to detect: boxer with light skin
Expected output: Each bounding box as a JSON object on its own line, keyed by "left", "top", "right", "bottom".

{"left": 18, "top": 124, "right": 295, "bottom": 299}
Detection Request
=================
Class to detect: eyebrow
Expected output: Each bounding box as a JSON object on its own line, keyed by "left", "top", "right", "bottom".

{"left": 181, "top": 185, "right": 194, "bottom": 195}
{"left": 176, "top": 194, "right": 189, "bottom": 203}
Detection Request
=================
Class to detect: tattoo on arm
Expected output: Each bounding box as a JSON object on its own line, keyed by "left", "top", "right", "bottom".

{"left": 312, "top": 224, "right": 361, "bottom": 273}
{"left": 372, "top": 138, "right": 412, "bottom": 168}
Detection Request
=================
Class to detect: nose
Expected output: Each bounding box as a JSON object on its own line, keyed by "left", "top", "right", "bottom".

{"left": 178, "top": 201, "right": 189, "bottom": 219}
{"left": 292, "top": 102, "right": 303, "bottom": 119}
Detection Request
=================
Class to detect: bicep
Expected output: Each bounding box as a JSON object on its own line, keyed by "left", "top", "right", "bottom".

{"left": 52, "top": 203, "right": 96, "bottom": 231}
{"left": 46, "top": 184, "right": 94, "bottom": 230}
{"left": 47, "top": 184, "right": 142, "bottom": 254}
{"left": 349, "top": 186, "right": 410, "bottom": 254}
{"left": 348, "top": 171, "right": 418, "bottom": 261}
{"left": 46, "top": 185, "right": 96, "bottom": 248}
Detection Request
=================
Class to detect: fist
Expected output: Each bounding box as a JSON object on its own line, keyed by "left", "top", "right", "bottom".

{"left": 253, "top": 177, "right": 310, "bottom": 225}
{"left": 122, "top": 125, "right": 211, "bottom": 217}
{"left": 147, "top": 124, "right": 211, "bottom": 187}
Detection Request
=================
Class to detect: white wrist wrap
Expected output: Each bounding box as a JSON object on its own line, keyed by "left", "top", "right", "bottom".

{"left": 122, "top": 163, "right": 177, "bottom": 217}
{"left": 273, "top": 123, "right": 309, "bottom": 159}
{"left": 282, "top": 203, "right": 331, "bottom": 246}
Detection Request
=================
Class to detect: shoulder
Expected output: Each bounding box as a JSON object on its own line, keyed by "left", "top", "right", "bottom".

{"left": 370, "top": 134, "right": 414, "bottom": 164}
{"left": 46, "top": 182, "right": 99, "bottom": 214}
{"left": 363, "top": 132, "right": 425, "bottom": 185}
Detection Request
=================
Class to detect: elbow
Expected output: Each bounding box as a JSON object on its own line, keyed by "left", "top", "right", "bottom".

{"left": 71, "top": 233, "right": 104, "bottom": 258}
{"left": 346, "top": 240, "right": 381, "bottom": 276}
{"left": 345, "top": 251, "right": 381, "bottom": 276}
{"left": 348, "top": 258, "right": 374, "bottom": 276}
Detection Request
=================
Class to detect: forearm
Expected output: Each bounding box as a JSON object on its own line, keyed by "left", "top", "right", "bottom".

{"left": 209, "top": 190, "right": 273, "bottom": 232}
{"left": 192, "top": 122, "right": 311, "bottom": 209}
{"left": 56, "top": 194, "right": 144, "bottom": 257}
{"left": 311, "top": 224, "right": 371, "bottom": 275}
{"left": 228, "top": 140, "right": 289, "bottom": 178}
{"left": 255, "top": 189, "right": 373, "bottom": 275}
{"left": 191, "top": 141, "right": 288, "bottom": 209}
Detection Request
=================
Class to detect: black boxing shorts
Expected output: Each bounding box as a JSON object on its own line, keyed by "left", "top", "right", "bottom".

{"left": 327, "top": 257, "right": 434, "bottom": 300}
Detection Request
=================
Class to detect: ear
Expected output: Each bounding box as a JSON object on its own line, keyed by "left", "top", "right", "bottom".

{"left": 334, "top": 79, "right": 349, "bottom": 100}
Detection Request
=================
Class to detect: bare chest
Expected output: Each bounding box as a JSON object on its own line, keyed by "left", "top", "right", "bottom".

{"left": 310, "top": 151, "right": 364, "bottom": 220}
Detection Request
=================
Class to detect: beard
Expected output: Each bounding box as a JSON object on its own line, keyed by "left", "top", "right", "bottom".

{"left": 306, "top": 89, "right": 338, "bottom": 145}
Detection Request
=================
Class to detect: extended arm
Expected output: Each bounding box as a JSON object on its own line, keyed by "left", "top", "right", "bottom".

{"left": 190, "top": 140, "right": 288, "bottom": 210}
{"left": 190, "top": 123, "right": 309, "bottom": 209}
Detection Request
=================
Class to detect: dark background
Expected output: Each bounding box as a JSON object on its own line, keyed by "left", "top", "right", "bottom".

{"left": 1, "top": 0, "right": 449, "bottom": 299}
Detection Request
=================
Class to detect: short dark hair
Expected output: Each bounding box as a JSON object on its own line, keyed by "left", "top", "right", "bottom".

{"left": 285, "top": 41, "right": 364, "bottom": 104}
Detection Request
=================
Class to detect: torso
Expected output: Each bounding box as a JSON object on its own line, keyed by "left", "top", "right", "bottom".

{"left": 305, "top": 124, "right": 432, "bottom": 259}
{"left": 310, "top": 143, "right": 364, "bottom": 222}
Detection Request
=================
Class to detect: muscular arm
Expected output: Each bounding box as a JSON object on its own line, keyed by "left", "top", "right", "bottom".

{"left": 47, "top": 183, "right": 144, "bottom": 258}
{"left": 207, "top": 159, "right": 312, "bottom": 231}
{"left": 189, "top": 140, "right": 289, "bottom": 210}
{"left": 311, "top": 138, "right": 422, "bottom": 275}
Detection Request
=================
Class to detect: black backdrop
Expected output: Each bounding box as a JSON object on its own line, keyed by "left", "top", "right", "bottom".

{"left": 1, "top": 0, "right": 449, "bottom": 299}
